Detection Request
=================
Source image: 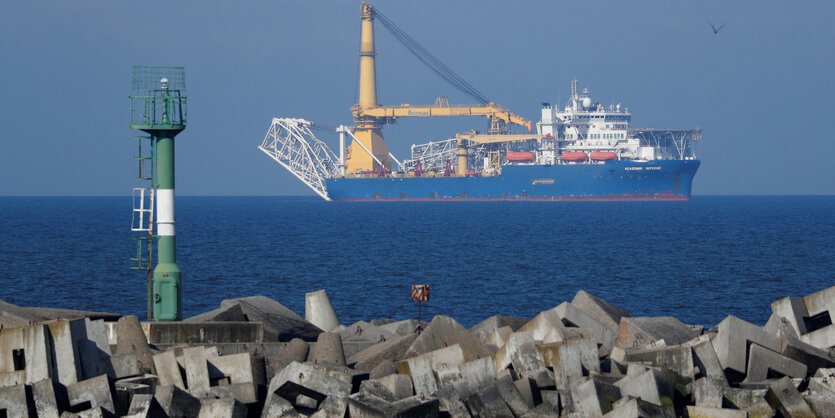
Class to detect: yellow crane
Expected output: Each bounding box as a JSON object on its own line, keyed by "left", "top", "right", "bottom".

{"left": 346, "top": 3, "right": 530, "bottom": 174}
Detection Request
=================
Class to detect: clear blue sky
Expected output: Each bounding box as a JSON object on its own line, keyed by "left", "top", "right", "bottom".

{"left": 1, "top": 1, "right": 833, "bottom": 196}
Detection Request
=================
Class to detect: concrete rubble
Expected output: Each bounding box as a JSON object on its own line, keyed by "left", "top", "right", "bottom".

{"left": 3, "top": 286, "right": 835, "bottom": 416}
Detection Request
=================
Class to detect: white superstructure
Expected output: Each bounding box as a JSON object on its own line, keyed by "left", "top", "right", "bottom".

{"left": 537, "top": 79, "right": 659, "bottom": 163}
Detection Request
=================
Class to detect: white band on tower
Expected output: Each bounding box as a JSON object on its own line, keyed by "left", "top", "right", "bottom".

{"left": 156, "top": 189, "right": 175, "bottom": 237}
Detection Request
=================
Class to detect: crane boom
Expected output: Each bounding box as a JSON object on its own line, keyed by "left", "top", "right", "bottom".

{"left": 353, "top": 102, "right": 531, "bottom": 133}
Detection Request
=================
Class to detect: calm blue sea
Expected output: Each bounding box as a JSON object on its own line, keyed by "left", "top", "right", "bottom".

{"left": 1, "top": 196, "right": 833, "bottom": 328}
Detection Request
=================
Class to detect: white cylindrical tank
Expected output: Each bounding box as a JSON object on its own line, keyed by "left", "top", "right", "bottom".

{"left": 305, "top": 289, "right": 341, "bottom": 331}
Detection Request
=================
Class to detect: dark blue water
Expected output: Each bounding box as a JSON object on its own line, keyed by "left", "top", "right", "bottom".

{"left": 2, "top": 196, "right": 833, "bottom": 328}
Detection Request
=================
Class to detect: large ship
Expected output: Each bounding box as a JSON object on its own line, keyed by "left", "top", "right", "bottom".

{"left": 259, "top": 3, "right": 701, "bottom": 201}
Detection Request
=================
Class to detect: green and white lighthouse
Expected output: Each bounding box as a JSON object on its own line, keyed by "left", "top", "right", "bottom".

{"left": 130, "top": 66, "right": 187, "bottom": 321}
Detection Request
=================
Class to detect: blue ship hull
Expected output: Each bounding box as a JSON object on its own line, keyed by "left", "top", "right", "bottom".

{"left": 326, "top": 160, "right": 700, "bottom": 201}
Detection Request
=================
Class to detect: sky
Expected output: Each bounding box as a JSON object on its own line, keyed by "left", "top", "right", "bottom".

{"left": 1, "top": 1, "right": 833, "bottom": 196}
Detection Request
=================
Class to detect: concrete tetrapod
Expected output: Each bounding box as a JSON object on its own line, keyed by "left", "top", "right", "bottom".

{"left": 305, "top": 290, "right": 341, "bottom": 332}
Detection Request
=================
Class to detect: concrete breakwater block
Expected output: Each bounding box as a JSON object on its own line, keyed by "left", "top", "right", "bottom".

{"left": 114, "top": 315, "right": 156, "bottom": 375}
{"left": 312, "top": 332, "right": 346, "bottom": 366}
{"left": 765, "top": 376, "right": 815, "bottom": 417}
{"left": 617, "top": 316, "right": 701, "bottom": 348}
{"left": 713, "top": 315, "right": 782, "bottom": 380}
{"left": 0, "top": 384, "right": 31, "bottom": 417}
{"left": 571, "top": 290, "right": 631, "bottom": 334}
{"left": 348, "top": 334, "right": 417, "bottom": 373}
{"left": 267, "top": 337, "right": 309, "bottom": 380}
{"left": 3, "top": 285, "right": 835, "bottom": 416}
{"left": 469, "top": 315, "right": 528, "bottom": 343}
{"left": 771, "top": 286, "right": 835, "bottom": 350}
{"left": 219, "top": 296, "right": 323, "bottom": 342}
{"left": 404, "top": 315, "right": 491, "bottom": 362}
{"left": 571, "top": 376, "right": 621, "bottom": 416}
{"left": 154, "top": 384, "right": 201, "bottom": 417}
{"left": 142, "top": 321, "right": 264, "bottom": 345}
{"left": 198, "top": 398, "right": 248, "bottom": 418}
{"left": 305, "top": 290, "right": 341, "bottom": 332}
{"left": 66, "top": 374, "right": 117, "bottom": 416}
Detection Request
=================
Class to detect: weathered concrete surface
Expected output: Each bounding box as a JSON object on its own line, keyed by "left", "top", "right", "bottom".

{"left": 23, "top": 323, "right": 55, "bottom": 384}
{"left": 684, "top": 405, "right": 747, "bottom": 417}
{"left": 109, "top": 354, "right": 141, "bottom": 380}
{"left": 396, "top": 345, "right": 464, "bottom": 396}
{"left": 312, "top": 332, "right": 346, "bottom": 366}
{"left": 182, "top": 346, "right": 211, "bottom": 397}
{"left": 154, "top": 384, "right": 201, "bottom": 418}
{"left": 555, "top": 301, "right": 616, "bottom": 351}
{"left": 0, "top": 299, "right": 48, "bottom": 328}
{"left": 483, "top": 326, "right": 513, "bottom": 349}
{"left": 617, "top": 316, "right": 701, "bottom": 348}
{"left": 142, "top": 322, "right": 264, "bottom": 345}
{"left": 152, "top": 351, "right": 184, "bottom": 389}
{"left": 124, "top": 393, "right": 165, "bottom": 418}
{"left": 518, "top": 308, "right": 565, "bottom": 342}
{"left": 114, "top": 316, "right": 156, "bottom": 375}
{"left": 219, "top": 296, "right": 323, "bottom": 342}
{"left": 305, "top": 290, "right": 341, "bottom": 332}
{"left": 66, "top": 374, "right": 116, "bottom": 416}
{"left": 614, "top": 369, "right": 675, "bottom": 410}
{"left": 451, "top": 357, "right": 498, "bottom": 399}
{"left": 435, "top": 385, "right": 471, "bottom": 417}
{"left": 772, "top": 286, "right": 835, "bottom": 350}
{"left": 765, "top": 376, "right": 815, "bottom": 417}
{"left": 348, "top": 392, "right": 440, "bottom": 418}
{"left": 465, "top": 384, "right": 515, "bottom": 417}
{"left": 571, "top": 290, "right": 631, "bottom": 334}
{"left": 0, "top": 326, "right": 24, "bottom": 375}
{"left": 692, "top": 377, "right": 724, "bottom": 409}
{"left": 469, "top": 315, "right": 529, "bottom": 342}
{"left": 265, "top": 361, "right": 353, "bottom": 412}
{"left": 359, "top": 379, "right": 396, "bottom": 402}
{"left": 378, "top": 374, "right": 413, "bottom": 400}
{"left": 624, "top": 344, "right": 695, "bottom": 380}
{"left": 505, "top": 332, "right": 553, "bottom": 388}
{"left": 184, "top": 303, "right": 247, "bottom": 323}
{"left": 32, "top": 378, "right": 67, "bottom": 418}
{"left": 266, "top": 338, "right": 309, "bottom": 381}
{"left": 45, "top": 319, "right": 85, "bottom": 386}
{"left": 713, "top": 315, "right": 782, "bottom": 380}
{"left": 404, "top": 315, "right": 491, "bottom": 362}
{"left": 348, "top": 334, "right": 417, "bottom": 373}
{"left": 686, "top": 335, "right": 727, "bottom": 384}
{"left": 744, "top": 343, "right": 807, "bottom": 382}
{"left": 339, "top": 321, "right": 399, "bottom": 344}
{"left": 369, "top": 360, "right": 397, "bottom": 380}
{"left": 571, "top": 377, "right": 621, "bottom": 416}
{"left": 538, "top": 338, "right": 599, "bottom": 389}
{"left": 0, "top": 384, "right": 31, "bottom": 417}
{"left": 603, "top": 397, "right": 674, "bottom": 418}
{"left": 198, "top": 398, "right": 248, "bottom": 418}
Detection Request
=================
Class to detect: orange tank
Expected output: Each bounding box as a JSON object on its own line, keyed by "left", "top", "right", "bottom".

{"left": 506, "top": 151, "right": 536, "bottom": 162}
{"left": 591, "top": 151, "right": 617, "bottom": 161}
{"left": 561, "top": 152, "right": 588, "bottom": 162}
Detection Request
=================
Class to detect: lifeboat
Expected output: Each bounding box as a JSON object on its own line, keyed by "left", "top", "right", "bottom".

{"left": 590, "top": 151, "right": 617, "bottom": 161}
{"left": 560, "top": 152, "right": 588, "bottom": 162}
{"left": 506, "top": 151, "right": 536, "bottom": 162}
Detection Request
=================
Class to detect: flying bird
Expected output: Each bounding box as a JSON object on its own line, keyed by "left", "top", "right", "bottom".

{"left": 707, "top": 20, "right": 726, "bottom": 34}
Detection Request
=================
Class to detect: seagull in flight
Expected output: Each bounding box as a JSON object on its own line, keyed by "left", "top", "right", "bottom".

{"left": 707, "top": 20, "right": 726, "bottom": 34}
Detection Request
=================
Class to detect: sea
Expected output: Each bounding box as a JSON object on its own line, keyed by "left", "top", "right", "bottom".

{"left": 1, "top": 196, "right": 833, "bottom": 329}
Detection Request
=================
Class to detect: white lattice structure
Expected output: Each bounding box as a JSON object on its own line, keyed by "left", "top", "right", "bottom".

{"left": 403, "top": 138, "right": 458, "bottom": 172}
{"left": 258, "top": 118, "right": 341, "bottom": 200}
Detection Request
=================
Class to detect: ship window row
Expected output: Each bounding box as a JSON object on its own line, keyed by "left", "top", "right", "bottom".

{"left": 565, "top": 133, "right": 625, "bottom": 140}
